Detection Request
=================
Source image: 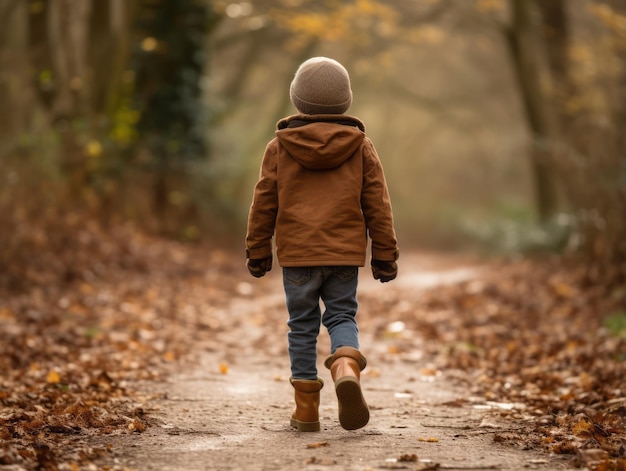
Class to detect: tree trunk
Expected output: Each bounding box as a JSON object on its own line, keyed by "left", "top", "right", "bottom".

{"left": 0, "top": 1, "right": 28, "bottom": 154}
{"left": 605, "top": 0, "right": 626, "bottom": 281}
{"left": 88, "top": 0, "right": 133, "bottom": 118}
{"left": 132, "top": 0, "right": 212, "bottom": 233}
{"left": 28, "top": 1, "right": 56, "bottom": 112}
{"left": 534, "top": 0, "right": 626, "bottom": 282}
{"left": 48, "top": 0, "right": 92, "bottom": 120}
{"left": 505, "top": 0, "right": 560, "bottom": 222}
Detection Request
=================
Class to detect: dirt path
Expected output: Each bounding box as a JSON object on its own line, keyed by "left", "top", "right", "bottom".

{"left": 97, "top": 254, "right": 574, "bottom": 471}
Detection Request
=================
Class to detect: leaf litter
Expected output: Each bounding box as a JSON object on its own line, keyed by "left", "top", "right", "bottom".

{"left": 359, "top": 257, "right": 626, "bottom": 471}
{"left": 1, "top": 222, "right": 245, "bottom": 469}
{"left": 1, "top": 220, "right": 625, "bottom": 470}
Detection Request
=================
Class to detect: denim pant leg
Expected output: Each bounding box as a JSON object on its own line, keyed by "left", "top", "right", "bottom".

{"left": 321, "top": 267, "right": 360, "bottom": 354}
{"left": 283, "top": 267, "right": 324, "bottom": 380}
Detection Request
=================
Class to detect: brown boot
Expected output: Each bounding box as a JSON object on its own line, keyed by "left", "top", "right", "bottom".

{"left": 290, "top": 377, "right": 324, "bottom": 432}
{"left": 324, "top": 346, "right": 369, "bottom": 430}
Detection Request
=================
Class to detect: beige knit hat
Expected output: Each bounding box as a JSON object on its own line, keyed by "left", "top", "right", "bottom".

{"left": 289, "top": 57, "right": 352, "bottom": 115}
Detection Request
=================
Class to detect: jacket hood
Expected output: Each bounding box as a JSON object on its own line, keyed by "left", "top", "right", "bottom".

{"left": 275, "top": 114, "right": 365, "bottom": 170}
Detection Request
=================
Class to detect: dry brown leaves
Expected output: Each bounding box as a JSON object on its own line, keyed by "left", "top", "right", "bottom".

{"left": 0, "top": 219, "right": 244, "bottom": 469}
{"left": 360, "top": 258, "right": 626, "bottom": 471}
{"left": 2, "top": 216, "right": 625, "bottom": 470}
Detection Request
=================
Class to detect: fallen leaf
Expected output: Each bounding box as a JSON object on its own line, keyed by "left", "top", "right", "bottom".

{"left": 306, "top": 442, "right": 329, "bottom": 449}
{"left": 128, "top": 419, "right": 146, "bottom": 433}
{"left": 47, "top": 370, "right": 61, "bottom": 384}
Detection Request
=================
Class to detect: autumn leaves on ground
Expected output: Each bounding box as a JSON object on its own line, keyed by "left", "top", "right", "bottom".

{"left": 1, "top": 220, "right": 625, "bottom": 471}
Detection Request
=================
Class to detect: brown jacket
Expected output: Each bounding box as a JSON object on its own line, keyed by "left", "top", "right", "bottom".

{"left": 246, "top": 114, "right": 398, "bottom": 267}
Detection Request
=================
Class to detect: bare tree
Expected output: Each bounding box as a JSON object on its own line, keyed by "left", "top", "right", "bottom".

{"left": 532, "top": 0, "right": 626, "bottom": 279}
{"left": 505, "top": 0, "right": 561, "bottom": 222}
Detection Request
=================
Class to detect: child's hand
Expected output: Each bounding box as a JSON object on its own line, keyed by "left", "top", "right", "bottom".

{"left": 247, "top": 256, "right": 273, "bottom": 278}
{"left": 371, "top": 259, "right": 397, "bottom": 283}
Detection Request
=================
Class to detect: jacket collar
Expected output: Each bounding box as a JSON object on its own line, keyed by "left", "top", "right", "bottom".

{"left": 277, "top": 114, "right": 365, "bottom": 132}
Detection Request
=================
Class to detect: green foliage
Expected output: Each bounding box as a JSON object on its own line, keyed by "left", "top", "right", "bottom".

{"left": 109, "top": 77, "right": 141, "bottom": 147}
{"left": 603, "top": 312, "right": 626, "bottom": 340}
{"left": 133, "top": 0, "right": 213, "bottom": 164}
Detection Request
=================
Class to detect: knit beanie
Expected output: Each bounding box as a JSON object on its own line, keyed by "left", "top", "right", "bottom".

{"left": 289, "top": 57, "right": 352, "bottom": 115}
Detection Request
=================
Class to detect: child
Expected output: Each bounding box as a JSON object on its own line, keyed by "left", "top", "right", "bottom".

{"left": 245, "top": 57, "right": 399, "bottom": 431}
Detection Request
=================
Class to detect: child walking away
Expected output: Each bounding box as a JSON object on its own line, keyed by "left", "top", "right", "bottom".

{"left": 245, "top": 57, "right": 399, "bottom": 431}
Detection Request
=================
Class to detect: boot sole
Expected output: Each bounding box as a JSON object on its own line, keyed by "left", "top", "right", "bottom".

{"left": 290, "top": 418, "right": 320, "bottom": 432}
{"left": 335, "top": 377, "right": 369, "bottom": 430}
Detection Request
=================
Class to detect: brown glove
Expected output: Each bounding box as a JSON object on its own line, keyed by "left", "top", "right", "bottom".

{"left": 247, "top": 256, "right": 273, "bottom": 278}
{"left": 371, "top": 259, "right": 397, "bottom": 283}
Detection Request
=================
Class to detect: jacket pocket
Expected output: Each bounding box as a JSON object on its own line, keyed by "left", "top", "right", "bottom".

{"left": 334, "top": 267, "right": 357, "bottom": 281}
{"left": 284, "top": 267, "right": 311, "bottom": 286}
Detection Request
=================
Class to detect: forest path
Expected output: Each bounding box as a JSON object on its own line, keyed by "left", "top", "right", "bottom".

{"left": 98, "top": 252, "right": 573, "bottom": 471}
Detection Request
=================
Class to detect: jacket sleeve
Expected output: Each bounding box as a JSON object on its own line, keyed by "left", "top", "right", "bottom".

{"left": 245, "top": 140, "right": 278, "bottom": 260}
{"left": 361, "top": 138, "right": 399, "bottom": 262}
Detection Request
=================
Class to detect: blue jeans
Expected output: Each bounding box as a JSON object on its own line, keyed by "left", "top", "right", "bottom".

{"left": 283, "top": 266, "right": 360, "bottom": 380}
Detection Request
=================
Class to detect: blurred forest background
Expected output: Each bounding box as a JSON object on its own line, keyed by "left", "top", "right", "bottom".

{"left": 1, "top": 0, "right": 625, "bottom": 284}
